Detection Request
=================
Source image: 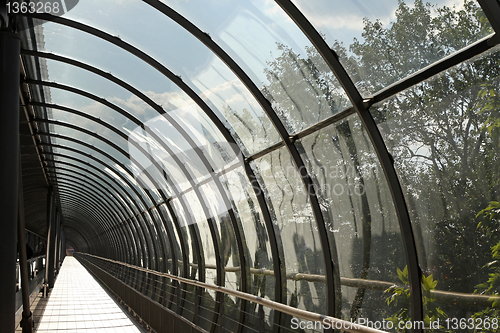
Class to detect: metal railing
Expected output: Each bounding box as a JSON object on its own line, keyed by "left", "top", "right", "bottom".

{"left": 76, "top": 253, "right": 500, "bottom": 333}
{"left": 15, "top": 254, "right": 46, "bottom": 292}
{"left": 172, "top": 260, "right": 500, "bottom": 307}
{"left": 76, "top": 253, "right": 391, "bottom": 333}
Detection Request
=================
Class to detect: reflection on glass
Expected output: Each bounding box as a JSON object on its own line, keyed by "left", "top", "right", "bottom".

{"left": 159, "top": 0, "right": 350, "bottom": 133}
{"left": 251, "top": 147, "right": 326, "bottom": 320}
{"left": 222, "top": 167, "right": 276, "bottom": 331}
{"left": 292, "top": 0, "right": 493, "bottom": 96}
{"left": 373, "top": 45, "right": 500, "bottom": 321}
{"left": 298, "top": 113, "right": 407, "bottom": 321}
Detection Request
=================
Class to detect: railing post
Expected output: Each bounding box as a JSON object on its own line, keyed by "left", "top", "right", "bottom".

{"left": 0, "top": 21, "right": 20, "bottom": 333}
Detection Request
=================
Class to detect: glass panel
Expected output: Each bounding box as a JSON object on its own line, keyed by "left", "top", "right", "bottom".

{"left": 47, "top": 137, "right": 149, "bottom": 211}
{"left": 51, "top": 166, "right": 130, "bottom": 219}
{"left": 372, "top": 45, "right": 500, "bottom": 322}
{"left": 159, "top": 0, "right": 351, "bottom": 133}
{"left": 297, "top": 113, "right": 407, "bottom": 322}
{"left": 170, "top": 197, "right": 200, "bottom": 321}
{"left": 134, "top": 214, "right": 152, "bottom": 269}
{"left": 150, "top": 207, "right": 172, "bottom": 274}
{"left": 168, "top": 103, "right": 241, "bottom": 174}
{"left": 292, "top": 0, "right": 494, "bottom": 96}
{"left": 222, "top": 166, "right": 275, "bottom": 331}
{"left": 198, "top": 180, "right": 241, "bottom": 332}
{"left": 50, "top": 153, "right": 141, "bottom": 213}
{"left": 51, "top": 166, "right": 132, "bottom": 218}
{"left": 61, "top": 1, "right": 281, "bottom": 154}
{"left": 158, "top": 204, "right": 183, "bottom": 277}
{"left": 43, "top": 98, "right": 171, "bottom": 200}
{"left": 142, "top": 212, "right": 160, "bottom": 272}
{"left": 175, "top": 188, "right": 219, "bottom": 330}
{"left": 33, "top": 17, "right": 279, "bottom": 155}
{"left": 251, "top": 147, "right": 326, "bottom": 317}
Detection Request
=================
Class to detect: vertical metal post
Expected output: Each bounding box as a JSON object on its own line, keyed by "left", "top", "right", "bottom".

{"left": 60, "top": 226, "right": 65, "bottom": 265}
{"left": 44, "top": 188, "right": 54, "bottom": 297}
{"left": 0, "top": 29, "right": 20, "bottom": 333}
{"left": 54, "top": 214, "right": 61, "bottom": 272}
{"left": 46, "top": 199, "right": 57, "bottom": 289}
{"left": 18, "top": 156, "right": 34, "bottom": 333}
{"left": 48, "top": 209, "right": 59, "bottom": 287}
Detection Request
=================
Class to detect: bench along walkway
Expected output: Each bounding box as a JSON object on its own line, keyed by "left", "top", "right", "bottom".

{"left": 36, "top": 256, "right": 144, "bottom": 333}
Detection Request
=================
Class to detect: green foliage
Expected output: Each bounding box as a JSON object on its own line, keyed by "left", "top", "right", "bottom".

{"left": 385, "top": 266, "right": 451, "bottom": 332}
{"left": 342, "top": 0, "right": 493, "bottom": 95}
{"left": 263, "top": 0, "right": 500, "bottom": 323}
{"left": 478, "top": 84, "right": 500, "bottom": 144}
{"left": 475, "top": 202, "right": 500, "bottom": 311}
{"left": 477, "top": 201, "right": 500, "bottom": 239}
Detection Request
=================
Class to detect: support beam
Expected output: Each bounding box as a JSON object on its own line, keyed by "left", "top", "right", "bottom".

{"left": 46, "top": 192, "right": 57, "bottom": 289}
{"left": 18, "top": 156, "right": 33, "bottom": 332}
{"left": 44, "top": 188, "right": 54, "bottom": 296}
{"left": 55, "top": 212, "right": 61, "bottom": 272}
{"left": 0, "top": 29, "right": 20, "bottom": 333}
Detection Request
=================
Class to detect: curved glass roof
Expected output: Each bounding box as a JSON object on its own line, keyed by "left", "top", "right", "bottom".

{"left": 14, "top": 0, "right": 500, "bottom": 331}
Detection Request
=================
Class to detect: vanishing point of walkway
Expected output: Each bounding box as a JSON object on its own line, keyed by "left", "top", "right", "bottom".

{"left": 36, "top": 256, "right": 144, "bottom": 332}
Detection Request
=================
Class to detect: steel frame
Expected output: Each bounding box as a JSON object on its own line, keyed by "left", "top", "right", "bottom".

{"left": 18, "top": 15, "right": 284, "bottom": 331}
{"left": 47, "top": 167, "right": 130, "bottom": 261}
{"left": 15, "top": 1, "right": 500, "bottom": 331}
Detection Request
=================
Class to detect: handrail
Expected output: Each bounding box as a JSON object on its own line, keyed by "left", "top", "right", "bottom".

{"left": 167, "top": 260, "right": 500, "bottom": 307}
{"left": 76, "top": 252, "right": 387, "bottom": 333}
{"left": 16, "top": 255, "right": 46, "bottom": 266}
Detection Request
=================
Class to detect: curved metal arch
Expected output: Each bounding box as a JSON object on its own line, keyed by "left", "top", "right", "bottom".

{"left": 21, "top": 54, "right": 248, "bottom": 318}
{"left": 63, "top": 225, "right": 90, "bottom": 253}
{"left": 28, "top": 97, "right": 219, "bottom": 310}
{"left": 23, "top": 56, "right": 268, "bottom": 328}
{"left": 274, "top": 0, "right": 423, "bottom": 326}
{"left": 45, "top": 153, "right": 144, "bottom": 220}
{"left": 23, "top": 61, "right": 245, "bottom": 301}
{"left": 20, "top": 24, "right": 281, "bottom": 330}
{"left": 59, "top": 208, "right": 116, "bottom": 259}
{"left": 26, "top": 79, "right": 237, "bottom": 306}
{"left": 50, "top": 177, "right": 128, "bottom": 258}
{"left": 28, "top": 101, "right": 200, "bottom": 275}
{"left": 46, "top": 158, "right": 146, "bottom": 263}
{"left": 44, "top": 156, "right": 145, "bottom": 266}
{"left": 56, "top": 188, "right": 122, "bottom": 245}
{"left": 47, "top": 169, "right": 130, "bottom": 225}
{"left": 49, "top": 168, "right": 131, "bottom": 262}
{"left": 48, "top": 162, "right": 137, "bottom": 222}
{"left": 33, "top": 122, "right": 162, "bottom": 271}
{"left": 54, "top": 186, "right": 126, "bottom": 259}
{"left": 61, "top": 207, "right": 119, "bottom": 261}
{"left": 20, "top": 11, "right": 283, "bottom": 307}
{"left": 20, "top": 52, "right": 247, "bottom": 296}
{"left": 56, "top": 211, "right": 100, "bottom": 250}
{"left": 43, "top": 154, "right": 144, "bottom": 265}
{"left": 35, "top": 124, "right": 170, "bottom": 275}
{"left": 57, "top": 194, "right": 126, "bottom": 262}
{"left": 20, "top": 18, "right": 288, "bottom": 327}
{"left": 62, "top": 216, "right": 104, "bottom": 255}
{"left": 52, "top": 188, "right": 112, "bottom": 245}
{"left": 37, "top": 130, "right": 184, "bottom": 281}
{"left": 47, "top": 173, "right": 144, "bottom": 261}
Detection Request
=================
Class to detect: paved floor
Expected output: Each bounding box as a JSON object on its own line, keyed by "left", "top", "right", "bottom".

{"left": 37, "top": 257, "right": 144, "bottom": 333}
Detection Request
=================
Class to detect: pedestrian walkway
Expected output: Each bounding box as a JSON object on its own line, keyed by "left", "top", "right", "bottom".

{"left": 36, "top": 256, "right": 144, "bottom": 332}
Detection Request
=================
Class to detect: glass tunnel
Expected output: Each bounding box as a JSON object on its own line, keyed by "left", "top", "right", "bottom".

{"left": 2, "top": 0, "right": 500, "bottom": 332}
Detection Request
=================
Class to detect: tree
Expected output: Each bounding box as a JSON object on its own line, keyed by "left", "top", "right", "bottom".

{"left": 261, "top": 0, "right": 500, "bottom": 324}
